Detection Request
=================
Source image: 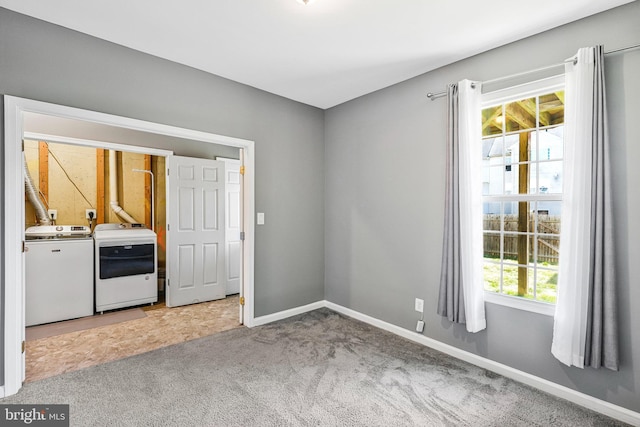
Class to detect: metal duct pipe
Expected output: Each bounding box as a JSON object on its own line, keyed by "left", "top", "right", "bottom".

{"left": 23, "top": 152, "right": 51, "bottom": 226}
{"left": 109, "top": 150, "right": 138, "bottom": 223}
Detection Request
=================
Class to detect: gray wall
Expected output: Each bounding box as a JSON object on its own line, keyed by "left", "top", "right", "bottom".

{"left": 0, "top": 6, "right": 325, "bottom": 356}
{"left": 325, "top": 1, "right": 640, "bottom": 413}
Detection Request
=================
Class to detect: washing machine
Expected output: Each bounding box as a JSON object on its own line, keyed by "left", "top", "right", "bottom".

{"left": 25, "top": 225, "right": 94, "bottom": 326}
{"left": 93, "top": 223, "right": 158, "bottom": 312}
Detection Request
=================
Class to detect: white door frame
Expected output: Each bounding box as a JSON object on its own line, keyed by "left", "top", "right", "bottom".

{"left": 2, "top": 95, "right": 257, "bottom": 398}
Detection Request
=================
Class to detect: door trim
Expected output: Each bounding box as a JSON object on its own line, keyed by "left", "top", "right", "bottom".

{"left": 3, "top": 95, "right": 256, "bottom": 397}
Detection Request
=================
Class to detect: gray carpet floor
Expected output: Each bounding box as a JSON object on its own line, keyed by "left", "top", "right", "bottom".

{"left": 1, "top": 308, "right": 628, "bottom": 426}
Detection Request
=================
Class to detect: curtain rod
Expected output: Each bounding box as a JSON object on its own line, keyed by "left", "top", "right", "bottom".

{"left": 426, "top": 42, "right": 640, "bottom": 100}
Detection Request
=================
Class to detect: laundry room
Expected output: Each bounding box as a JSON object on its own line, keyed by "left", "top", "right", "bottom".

{"left": 23, "top": 140, "right": 166, "bottom": 262}
{"left": 23, "top": 141, "right": 168, "bottom": 321}
{"left": 24, "top": 140, "right": 166, "bottom": 234}
{"left": 19, "top": 111, "right": 245, "bottom": 383}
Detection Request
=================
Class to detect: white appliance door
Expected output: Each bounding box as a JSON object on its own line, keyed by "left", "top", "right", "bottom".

{"left": 167, "top": 156, "right": 226, "bottom": 307}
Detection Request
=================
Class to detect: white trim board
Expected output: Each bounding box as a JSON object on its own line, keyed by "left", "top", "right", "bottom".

{"left": 251, "top": 299, "right": 640, "bottom": 426}
{"left": 3, "top": 95, "right": 256, "bottom": 397}
{"left": 252, "top": 301, "right": 325, "bottom": 327}
{"left": 23, "top": 132, "right": 174, "bottom": 157}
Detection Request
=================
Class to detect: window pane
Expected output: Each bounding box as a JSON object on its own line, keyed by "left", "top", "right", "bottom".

{"left": 483, "top": 261, "right": 501, "bottom": 293}
{"left": 483, "top": 231, "right": 500, "bottom": 260}
{"left": 483, "top": 137, "right": 504, "bottom": 162}
{"left": 503, "top": 213, "right": 517, "bottom": 233}
{"left": 538, "top": 127, "right": 563, "bottom": 161}
{"left": 539, "top": 92, "right": 564, "bottom": 126}
{"left": 539, "top": 161, "right": 563, "bottom": 194}
{"left": 504, "top": 134, "right": 519, "bottom": 153}
{"left": 502, "top": 232, "right": 522, "bottom": 262}
{"left": 504, "top": 134, "right": 537, "bottom": 194}
{"left": 529, "top": 266, "right": 558, "bottom": 303}
{"left": 483, "top": 165, "right": 504, "bottom": 196}
{"left": 482, "top": 106, "right": 503, "bottom": 136}
{"left": 483, "top": 214, "right": 501, "bottom": 232}
{"left": 504, "top": 222, "right": 533, "bottom": 262}
{"left": 483, "top": 200, "right": 501, "bottom": 215}
{"left": 530, "top": 131, "right": 539, "bottom": 162}
{"left": 503, "top": 201, "right": 518, "bottom": 216}
{"left": 504, "top": 163, "right": 516, "bottom": 195}
{"left": 528, "top": 162, "right": 538, "bottom": 194}
{"left": 505, "top": 133, "right": 534, "bottom": 163}
{"left": 502, "top": 263, "right": 529, "bottom": 297}
{"left": 505, "top": 97, "right": 536, "bottom": 132}
{"left": 504, "top": 202, "right": 533, "bottom": 233}
{"left": 535, "top": 203, "right": 561, "bottom": 234}
{"left": 536, "top": 236, "right": 560, "bottom": 265}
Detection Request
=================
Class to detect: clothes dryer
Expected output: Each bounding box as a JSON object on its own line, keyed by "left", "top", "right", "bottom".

{"left": 93, "top": 223, "right": 157, "bottom": 312}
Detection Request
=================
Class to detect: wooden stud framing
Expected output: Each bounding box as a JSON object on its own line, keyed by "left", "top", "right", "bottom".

{"left": 38, "top": 141, "right": 49, "bottom": 205}
{"left": 517, "top": 132, "right": 530, "bottom": 296}
{"left": 96, "top": 148, "right": 105, "bottom": 224}
{"left": 144, "top": 155, "right": 152, "bottom": 229}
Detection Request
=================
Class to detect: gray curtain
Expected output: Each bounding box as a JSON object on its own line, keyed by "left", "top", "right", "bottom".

{"left": 437, "top": 83, "right": 465, "bottom": 324}
{"left": 585, "top": 45, "right": 618, "bottom": 370}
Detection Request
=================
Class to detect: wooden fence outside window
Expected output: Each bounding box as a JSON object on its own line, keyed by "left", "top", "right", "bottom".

{"left": 483, "top": 214, "right": 560, "bottom": 264}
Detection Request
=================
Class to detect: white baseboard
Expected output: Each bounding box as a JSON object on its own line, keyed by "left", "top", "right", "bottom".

{"left": 251, "top": 300, "right": 325, "bottom": 327}
{"left": 250, "top": 299, "right": 640, "bottom": 425}
{"left": 324, "top": 301, "right": 640, "bottom": 427}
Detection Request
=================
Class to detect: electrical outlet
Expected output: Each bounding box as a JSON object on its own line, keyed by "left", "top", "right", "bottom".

{"left": 415, "top": 298, "right": 424, "bottom": 313}
{"left": 47, "top": 209, "right": 58, "bottom": 220}
{"left": 416, "top": 320, "right": 425, "bottom": 333}
{"left": 85, "top": 209, "right": 97, "bottom": 220}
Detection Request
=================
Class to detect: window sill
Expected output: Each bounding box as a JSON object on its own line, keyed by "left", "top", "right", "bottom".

{"left": 484, "top": 292, "right": 555, "bottom": 317}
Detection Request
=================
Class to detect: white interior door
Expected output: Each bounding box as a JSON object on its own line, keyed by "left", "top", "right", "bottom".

{"left": 218, "top": 158, "right": 242, "bottom": 295}
{"left": 167, "top": 155, "right": 226, "bottom": 307}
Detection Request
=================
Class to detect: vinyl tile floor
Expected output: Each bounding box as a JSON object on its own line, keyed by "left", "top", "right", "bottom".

{"left": 25, "top": 295, "right": 242, "bottom": 383}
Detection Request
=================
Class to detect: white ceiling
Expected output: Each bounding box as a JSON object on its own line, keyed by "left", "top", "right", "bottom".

{"left": 0, "top": 0, "right": 633, "bottom": 109}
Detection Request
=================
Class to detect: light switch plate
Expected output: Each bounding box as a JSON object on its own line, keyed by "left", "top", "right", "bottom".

{"left": 257, "top": 212, "right": 265, "bottom": 225}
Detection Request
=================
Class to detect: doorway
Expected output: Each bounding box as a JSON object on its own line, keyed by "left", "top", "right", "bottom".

{"left": 25, "top": 296, "right": 242, "bottom": 382}
{"left": 3, "top": 95, "right": 256, "bottom": 398}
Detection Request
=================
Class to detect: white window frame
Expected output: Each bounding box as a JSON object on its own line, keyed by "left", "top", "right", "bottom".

{"left": 481, "top": 75, "right": 565, "bottom": 317}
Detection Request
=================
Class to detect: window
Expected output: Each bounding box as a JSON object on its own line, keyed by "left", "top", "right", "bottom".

{"left": 481, "top": 76, "right": 564, "bottom": 308}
